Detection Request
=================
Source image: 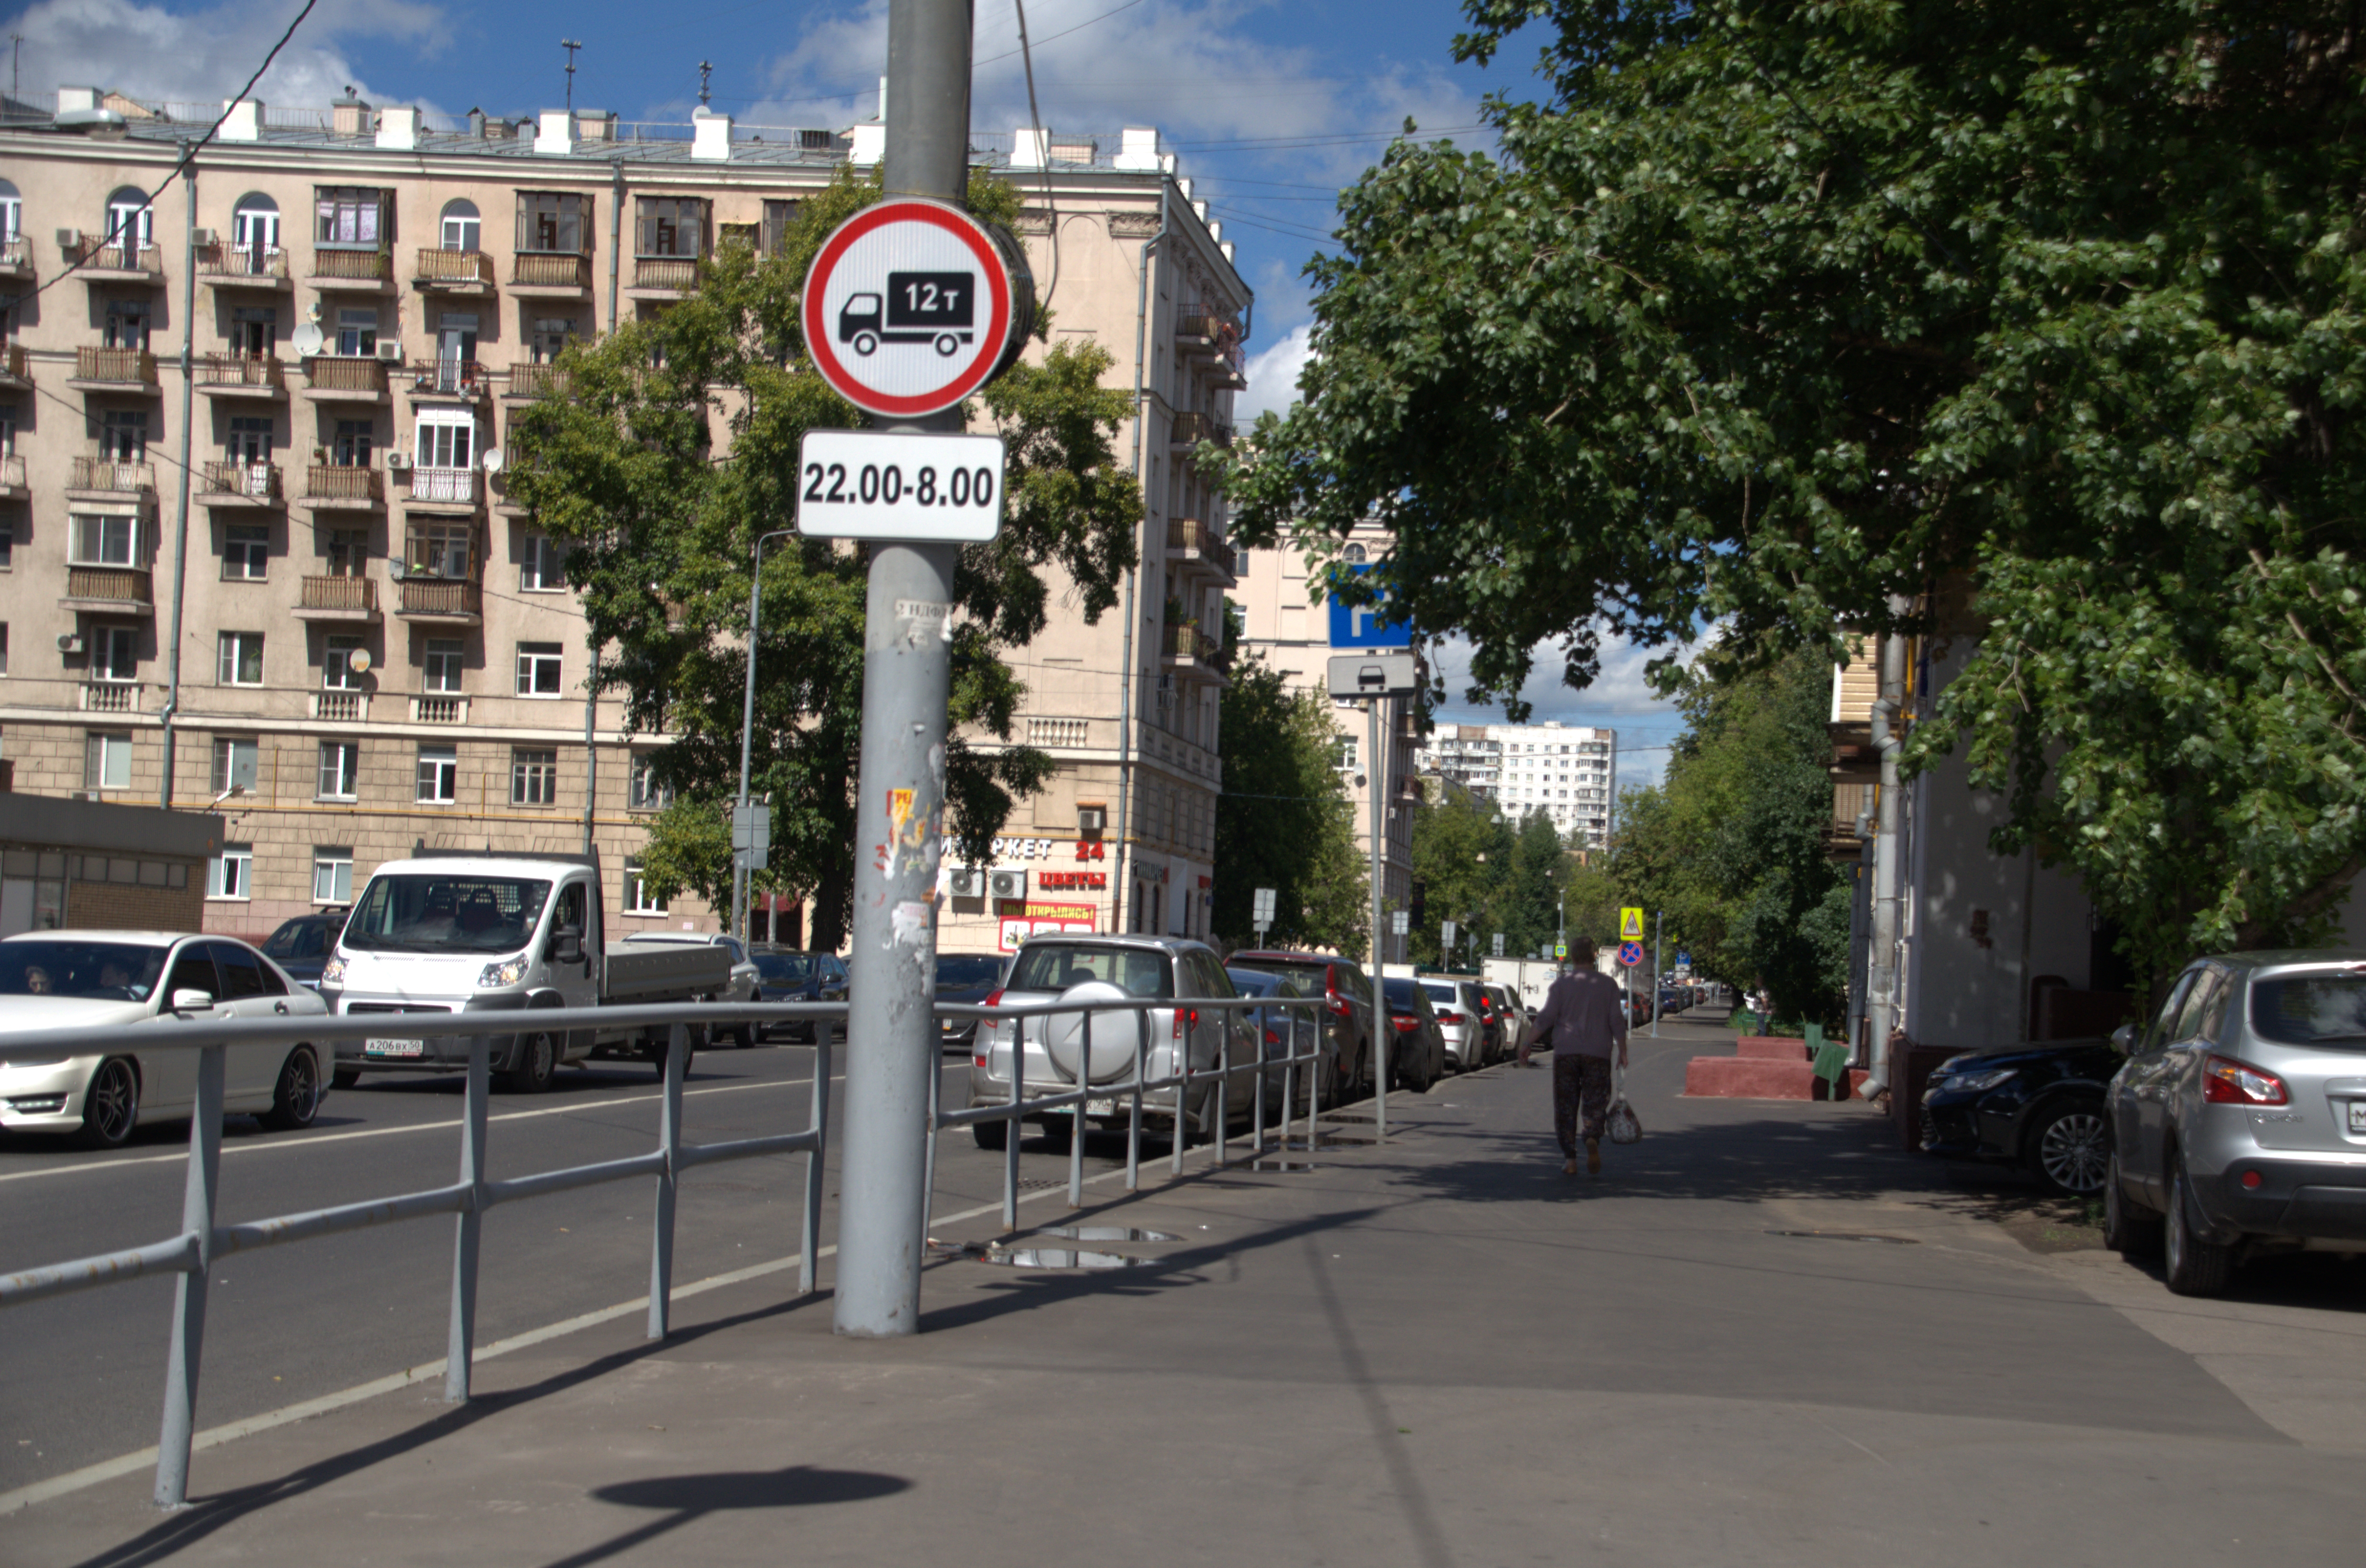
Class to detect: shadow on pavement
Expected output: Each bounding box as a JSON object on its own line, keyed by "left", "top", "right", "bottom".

{"left": 540, "top": 1466, "right": 912, "bottom": 1568}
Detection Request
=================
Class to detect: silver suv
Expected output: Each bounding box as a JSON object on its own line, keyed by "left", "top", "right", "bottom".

{"left": 2105, "top": 950, "right": 2366, "bottom": 1296}
{"left": 964, "top": 934, "right": 1262, "bottom": 1149}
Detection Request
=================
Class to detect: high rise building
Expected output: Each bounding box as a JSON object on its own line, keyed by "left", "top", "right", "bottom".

{"left": 1419, "top": 720, "right": 1615, "bottom": 848}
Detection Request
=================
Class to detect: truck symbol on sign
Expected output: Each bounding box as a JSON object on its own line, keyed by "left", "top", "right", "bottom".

{"left": 839, "top": 271, "right": 976, "bottom": 357}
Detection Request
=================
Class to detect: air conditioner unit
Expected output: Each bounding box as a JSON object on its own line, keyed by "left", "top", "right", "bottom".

{"left": 383, "top": 450, "right": 412, "bottom": 471}
{"left": 188, "top": 228, "right": 217, "bottom": 247}
{"left": 989, "top": 869, "right": 1026, "bottom": 902}
{"left": 946, "top": 866, "right": 983, "bottom": 898}
{"left": 56, "top": 632, "right": 85, "bottom": 655}
{"left": 55, "top": 228, "right": 81, "bottom": 249}
{"left": 374, "top": 342, "right": 405, "bottom": 364}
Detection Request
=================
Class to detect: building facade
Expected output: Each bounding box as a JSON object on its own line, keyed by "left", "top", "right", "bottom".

{"left": 1415, "top": 719, "right": 1615, "bottom": 849}
{"left": 0, "top": 89, "right": 1249, "bottom": 954}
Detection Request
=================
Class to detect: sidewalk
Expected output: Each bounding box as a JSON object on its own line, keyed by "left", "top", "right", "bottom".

{"left": 15, "top": 1011, "right": 2363, "bottom": 1567}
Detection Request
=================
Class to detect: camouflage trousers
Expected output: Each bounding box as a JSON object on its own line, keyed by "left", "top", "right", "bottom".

{"left": 1553, "top": 1053, "right": 1614, "bottom": 1156}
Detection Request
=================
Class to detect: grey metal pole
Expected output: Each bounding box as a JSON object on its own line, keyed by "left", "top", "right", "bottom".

{"left": 153, "top": 1041, "right": 221, "bottom": 1507}
{"left": 734, "top": 531, "right": 793, "bottom": 941}
{"left": 158, "top": 144, "right": 197, "bottom": 811}
{"left": 1652, "top": 910, "right": 1663, "bottom": 1038}
{"left": 1368, "top": 697, "right": 1388, "bottom": 1142}
{"left": 832, "top": 0, "right": 972, "bottom": 1339}
{"left": 648, "top": 1020, "right": 684, "bottom": 1339}
{"left": 444, "top": 1034, "right": 488, "bottom": 1403}
{"left": 581, "top": 644, "right": 599, "bottom": 856}
{"left": 800, "top": 1023, "right": 831, "bottom": 1295}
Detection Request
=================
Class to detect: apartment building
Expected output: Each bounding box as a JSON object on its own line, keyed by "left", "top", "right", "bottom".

{"left": 1483, "top": 722, "right": 1615, "bottom": 847}
{"left": 1423, "top": 725, "right": 1501, "bottom": 798}
{"left": 0, "top": 88, "right": 1249, "bottom": 951}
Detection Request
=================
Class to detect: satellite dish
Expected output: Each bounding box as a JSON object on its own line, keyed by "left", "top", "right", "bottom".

{"left": 482, "top": 447, "right": 504, "bottom": 475}
{"left": 347, "top": 648, "right": 372, "bottom": 674}
{"left": 292, "top": 322, "right": 325, "bottom": 357}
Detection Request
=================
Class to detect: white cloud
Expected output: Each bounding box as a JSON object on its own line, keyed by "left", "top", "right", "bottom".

{"left": 7, "top": 0, "right": 451, "bottom": 116}
{"left": 1427, "top": 630, "right": 1698, "bottom": 789}
{"left": 1238, "top": 320, "right": 1314, "bottom": 424}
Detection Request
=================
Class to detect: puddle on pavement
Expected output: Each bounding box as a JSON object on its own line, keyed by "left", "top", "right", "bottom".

{"left": 1250, "top": 1159, "right": 1316, "bottom": 1173}
{"left": 1766, "top": 1230, "right": 1920, "bottom": 1245}
{"left": 983, "top": 1248, "right": 1149, "bottom": 1270}
{"left": 1319, "top": 1112, "right": 1376, "bottom": 1124}
{"left": 1265, "top": 1132, "right": 1374, "bottom": 1151}
{"left": 1037, "top": 1225, "right": 1181, "bottom": 1243}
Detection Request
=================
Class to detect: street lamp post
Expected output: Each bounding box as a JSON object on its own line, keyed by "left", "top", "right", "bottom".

{"left": 733, "top": 529, "right": 796, "bottom": 941}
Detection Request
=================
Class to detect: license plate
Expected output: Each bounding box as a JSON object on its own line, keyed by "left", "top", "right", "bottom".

{"left": 2349, "top": 1101, "right": 2366, "bottom": 1134}
{"left": 1056, "top": 1097, "right": 1119, "bottom": 1117}
{"left": 365, "top": 1037, "right": 426, "bottom": 1057}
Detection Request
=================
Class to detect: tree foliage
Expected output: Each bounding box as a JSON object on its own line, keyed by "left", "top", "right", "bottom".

{"left": 1211, "top": 657, "right": 1369, "bottom": 958}
{"left": 506, "top": 168, "right": 1142, "bottom": 946}
{"left": 1405, "top": 791, "right": 1570, "bottom": 967}
{"left": 1227, "top": 0, "right": 2366, "bottom": 987}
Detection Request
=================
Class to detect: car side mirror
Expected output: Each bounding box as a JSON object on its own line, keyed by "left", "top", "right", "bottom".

{"left": 171, "top": 988, "right": 215, "bottom": 1013}
{"left": 552, "top": 925, "right": 584, "bottom": 965}
{"left": 2110, "top": 1023, "right": 2135, "bottom": 1054}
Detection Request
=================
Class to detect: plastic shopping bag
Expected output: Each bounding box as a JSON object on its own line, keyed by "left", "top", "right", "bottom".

{"left": 1606, "top": 1060, "right": 1643, "bottom": 1144}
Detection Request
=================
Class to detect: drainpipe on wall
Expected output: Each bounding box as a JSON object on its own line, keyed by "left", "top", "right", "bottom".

{"left": 607, "top": 159, "right": 624, "bottom": 333}
{"left": 158, "top": 141, "right": 197, "bottom": 810}
{"left": 1859, "top": 604, "right": 1912, "bottom": 1097}
{"left": 1110, "top": 179, "right": 1168, "bottom": 933}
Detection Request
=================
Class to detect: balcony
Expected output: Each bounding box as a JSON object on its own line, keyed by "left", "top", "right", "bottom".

{"left": 0, "top": 453, "right": 22, "bottom": 500}
{"left": 1164, "top": 518, "right": 1237, "bottom": 582}
{"left": 627, "top": 256, "right": 698, "bottom": 298}
{"left": 307, "top": 248, "right": 395, "bottom": 292}
{"left": 413, "top": 248, "right": 493, "bottom": 294}
{"left": 69, "top": 346, "right": 159, "bottom": 392}
{"left": 80, "top": 681, "right": 145, "bottom": 713}
{"left": 310, "top": 690, "right": 372, "bottom": 722}
{"left": 511, "top": 252, "right": 592, "bottom": 298}
{"left": 399, "top": 466, "right": 481, "bottom": 512}
{"left": 395, "top": 576, "right": 482, "bottom": 623}
{"left": 410, "top": 695, "right": 470, "bottom": 724}
{"left": 0, "top": 235, "right": 31, "bottom": 282}
{"left": 302, "top": 356, "right": 389, "bottom": 403}
{"left": 61, "top": 565, "right": 154, "bottom": 614}
{"left": 0, "top": 343, "right": 28, "bottom": 392}
{"left": 67, "top": 456, "right": 155, "bottom": 498}
{"left": 1160, "top": 622, "right": 1229, "bottom": 684}
{"left": 195, "top": 353, "right": 285, "bottom": 399}
{"left": 295, "top": 575, "right": 381, "bottom": 622}
{"left": 1168, "top": 412, "right": 1233, "bottom": 452}
{"left": 405, "top": 357, "right": 487, "bottom": 403}
{"left": 66, "top": 237, "right": 163, "bottom": 283}
{"left": 303, "top": 464, "right": 384, "bottom": 509}
{"left": 198, "top": 459, "right": 283, "bottom": 506}
{"left": 196, "top": 245, "right": 289, "bottom": 290}
{"left": 504, "top": 361, "right": 569, "bottom": 401}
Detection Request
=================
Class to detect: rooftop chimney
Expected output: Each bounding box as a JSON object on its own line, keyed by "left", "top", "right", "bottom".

{"left": 691, "top": 108, "right": 731, "bottom": 161}
{"left": 331, "top": 87, "right": 372, "bottom": 136}
{"left": 376, "top": 105, "right": 418, "bottom": 151}
{"left": 535, "top": 109, "right": 573, "bottom": 155}
{"left": 219, "top": 98, "right": 263, "bottom": 142}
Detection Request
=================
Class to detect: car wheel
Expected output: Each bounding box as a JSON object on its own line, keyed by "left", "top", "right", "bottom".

{"left": 77, "top": 1057, "right": 140, "bottom": 1149}
{"left": 2029, "top": 1101, "right": 2110, "bottom": 1197}
{"left": 2103, "top": 1151, "right": 2162, "bottom": 1259}
{"left": 973, "top": 1119, "right": 1009, "bottom": 1151}
{"left": 331, "top": 1066, "right": 361, "bottom": 1091}
{"left": 2164, "top": 1154, "right": 2234, "bottom": 1297}
{"left": 500, "top": 1030, "right": 558, "bottom": 1094}
{"left": 261, "top": 1047, "right": 323, "bottom": 1131}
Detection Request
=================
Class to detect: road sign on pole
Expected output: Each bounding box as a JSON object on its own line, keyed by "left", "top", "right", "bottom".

{"left": 795, "top": 429, "right": 1008, "bottom": 543}
{"left": 1252, "top": 886, "right": 1275, "bottom": 944}
{"left": 1440, "top": 919, "right": 1457, "bottom": 952}
{"left": 1391, "top": 909, "right": 1409, "bottom": 936}
{"left": 1327, "top": 564, "right": 1415, "bottom": 648}
{"left": 1554, "top": 940, "right": 1568, "bottom": 959}
{"left": 801, "top": 197, "right": 1032, "bottom": 418}
{"left": 1492, "top": 932, "right": 1504, "bottom": 958}
{"left": 1619, "top": 940, "right": 1644, "bottom": 967}
{"left": 1619, "top": 907, "right": 1645, "bottom": 941}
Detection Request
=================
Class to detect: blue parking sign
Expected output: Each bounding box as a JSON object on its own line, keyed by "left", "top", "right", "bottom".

{"left": 1327, "top": 564, "right": 1413, "bottom": 648}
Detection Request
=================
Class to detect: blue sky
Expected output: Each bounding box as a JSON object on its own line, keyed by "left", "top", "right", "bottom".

{"left": 6, "top": 0, "right": 1695, "bottom": 778}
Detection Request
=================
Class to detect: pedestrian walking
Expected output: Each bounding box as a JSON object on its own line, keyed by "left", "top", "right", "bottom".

{"left": 1517, "top": 937, "right": 1631, "bottom": 1176}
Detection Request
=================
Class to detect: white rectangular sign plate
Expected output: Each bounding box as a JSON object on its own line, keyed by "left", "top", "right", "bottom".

{"left": 796, "top": 429, "right": 1006, "bottom": 543}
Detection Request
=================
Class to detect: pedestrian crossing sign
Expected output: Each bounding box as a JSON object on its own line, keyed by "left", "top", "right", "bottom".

{"left": 1619, "top": 907, "right": 1645, "bottom": 940}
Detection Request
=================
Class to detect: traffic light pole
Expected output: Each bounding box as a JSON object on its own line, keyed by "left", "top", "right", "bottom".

{"left": 1368, "top": 696, "right": 1389, "bottom": 1144}
{"left": 832, "top": 0, "right": 971, "bottom": 1340}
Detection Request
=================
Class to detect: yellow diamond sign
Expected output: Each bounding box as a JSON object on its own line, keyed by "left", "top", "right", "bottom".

{"left": 1619, "top": 907, "right": 1645, "bottom": 941}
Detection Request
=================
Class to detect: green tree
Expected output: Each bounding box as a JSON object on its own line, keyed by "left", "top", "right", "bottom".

{"left": 1211, "top": 656, "right": 1369, "bottom": 957}
{"left": 507, "top": 168, "right": 1141, "bottom": 947}
{"left": 1504, "top": 809, "right": 1574, "bottom": 956}
{"left": 1225, "top": 0, "right": 2366, "bottom": 993}
{"left": 1407, "top": 788, "right": 1518, "bottom": 968}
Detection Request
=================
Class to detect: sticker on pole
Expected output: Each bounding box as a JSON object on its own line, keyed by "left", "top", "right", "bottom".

{"left": 802, "top": 198, "right": 1032, "bottom": 418}
{"left": 798, "top": 428, "right": 1006, "bottom": 542}
{"left": 1619, "top": 941, "right": 1643, "bottom": 968}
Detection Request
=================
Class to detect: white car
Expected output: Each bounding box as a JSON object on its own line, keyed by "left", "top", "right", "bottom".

{"left": 619, "top": 932, "right": 765, "bottom": 1047}
{"left": 0, "top": 931, "right": 331, "bottom": 1147}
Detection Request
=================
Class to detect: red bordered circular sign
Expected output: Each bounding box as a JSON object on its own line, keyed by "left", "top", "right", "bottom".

{"left": 801, "top": 198, "right": 1024, "bottom": 418}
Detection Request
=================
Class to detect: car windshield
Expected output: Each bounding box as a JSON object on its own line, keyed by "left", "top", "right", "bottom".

{"left": 344, "top": 875, "right": 550, "bottom": 953}
{"left": 1227, "top": 970, "right": 1284, "bottom": 996}
{"left": 1008, "top": 944, "right": 1172, "bottom": 999}
{"left": 1382, "top": 977, "right": 1425, "bottom": 1010}
{"left": 263, "top": 919, "right": 334, "bottom": 960}
{"left": 935, "top": 956, "right": 1003, "bottom": 988}
{"left": 2252, "top": 975, "right": 2366, "bottom": 1045}
{"left": 0, "top": 939, "right": 168, "bottom": 1001}
{"left": 753, "top": 953, "right": 817, "bottom": 982}
{"left": 1421, "top": 981, "right": 1459, "bottom": 1005}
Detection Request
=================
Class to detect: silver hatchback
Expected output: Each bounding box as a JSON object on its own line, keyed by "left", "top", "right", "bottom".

{"left": 2105, "top": 950, "right": 2366, "bottom": 1296}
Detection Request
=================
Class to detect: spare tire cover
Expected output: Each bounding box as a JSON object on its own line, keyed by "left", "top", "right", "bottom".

{"left": 1041, "top": 980, "right": 1138, "bottom": 1084}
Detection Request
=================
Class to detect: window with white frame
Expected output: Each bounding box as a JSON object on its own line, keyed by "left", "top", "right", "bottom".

{"left": 216, "top": 632, "right": 263, "bottom": 686}
{"left": 416, "top": 744, "right": 457, "bottom": 803}
{"left": 414, "top": 412, "right": 475, "bottom": 471}
{"left": 515, "top": 642, "right": 563, "bottom": 697}
{"left": 312, "top": 847, "right": 353, "bottom": 904}
{"left": 624, "top": 858, "right": 668, "bottom": 915}
{"left": 227, "top": 414, "right": 272, "bottom": 467}
{"left": 0, "top": 178, "right": 20, "bottom": 242}
{"left": 405, "top": 521, "right": 473, "bottom": 578}
{"left": 519, "top": 533, "right": 565, "bottom": 591}
{"left": 334, "top": 306, "right": 377, "bottom": 358}
{"left": 104, "top": 186, "right": 153, "bottom": 244}
{"left": 230, "top": 194, "right": 279, "bottom": 253}
{"left": 212, "top": 736, "right": 258, "bottom": 794}
{"left": 223, "top": 523, "right": 268, "bottom": 580}
{"left": 438, "top": 198, "right": 481, "bottom": 252}
{"left": 424, "top": 637, "right": 465, "bottom": 693}
{"left": 316, "top": 741, "right": 359, "bottom": 800}
{"left": 103, "top": 298, "right": 150, "bottom": 350}
{"left": 93, "top": 625, "right": 138, "bottom": 682}
{"left": 628, "top": 754, "right": 673, "bottom": 811}
{"left": 511, "top": 748, "right": 559, "bottom": 806}
{"left": 322, "top": 634, "right": 364, "bottom": 691}
{"left": 84, "top": 731, "right": 132, "bottom": 791}
{"left": 208, "top": 843, "right": 253, "bottom": 899}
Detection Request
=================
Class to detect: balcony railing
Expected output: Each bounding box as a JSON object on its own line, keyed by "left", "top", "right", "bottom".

{"left": 69, "top": 456, "right": 155, "bottom": 492}
{"left": 411, "top": 695, "right": 470, "bottom": 724}
{"left": 304, "top": 356, "right": 388, "bottom": 395}
{"left": 632, "top": 257, "right": 698, "bottom": 292}
{"left": 414, "top": 248, "right": 492, "bottom": 286}
{"left": 0, "top": 235, "right": 31, "bottom": 273}
{"left": 300, "top": 576, "right": 378, "bottom": 613}
{"left": 81, "top": 681, "right": 142, "bottom": 713}
{"left": 74, "top": 346, "right": 159, "bottom": 386}
{"left": 512, "top": 252, "right": 592, "bottom": 291}
{"left": 1169, "top": 412, "right": 1232, "bottom": 448}
{"left": 404, "top": 466, "right": 479, "bottom": 504}
{"left": 65, "top": 565, "right": 154, "bottom": 608}
{"left": 1176, "top": 309, "right": 1238, "bottom": 343}
{"left": 1165, "top": 518, "right": 1237, "bottom": 576}
{"left": 0, "top": 343, "right": 27, "bottom": 385}
{"left": 195, "top": 353, "right": 285, "bottom": 391}
{"left": 196, "top": 245, "right": 287, "bottom": 283}
{"left": 506, "top": 361, "right": 569, "bottom": 399}
{"left": 0, "top": 453, "right": 21, "bottom": 491}
{"left": 311, "top": 690, "right": 370, "bottom": 723}
{"left": 200, "top": 459, "right": 282, "bottom": 500}
{"left": 1161, "top": 623, "right": 1222, "bottom": 662}
{"left": 411, "top": 357, "right": 486, "bottom": 396}
{"left": 306, "top": 465, "right": 384, "bottom": 502}
{"left": 70, "top": 238, "right": 163, "bottom": 276}
{"left": 309, "top": 248, "right": 391, "bottom": 283}
{"left": 397, "top": 577, "right": 482, "bottom": 619}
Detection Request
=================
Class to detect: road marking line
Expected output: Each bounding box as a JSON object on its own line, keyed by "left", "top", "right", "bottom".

{"left": 0, "top": 1071, "right": 842, "bottom": 1187}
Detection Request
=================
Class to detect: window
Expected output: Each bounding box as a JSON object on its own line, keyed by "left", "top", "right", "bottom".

{"left": 208, "top": 842, "right": 253, "bottom": 899}
{"left": 315, "top": 187, "right": 386, "bottom": 247}
{"left": 334, "top": 307, "right": 377, "bottom": 358}
{"left": 0, "top": 177, "right": 19, "bottom": 241}
{"left": 211, "top": 737, "right": 258, "bottom": 794}
{"left": 438, "top": 198, "right": 481, "bottom": 251}
{"left": 624, "top": 859, "right": 668, "bottom": 914}
{"left": 103, "top": 186, "right": 152, "bottom": 249}
{"left": 416, "top": 744, "right": 457, "bottom": 803}
{"left": 423, "top": 637, "right": 465, "bottom": 693}
{"left": 312, "top": 847, "right": 353, "bottom": 904}
{"left": 0, "top": 523, "right": 10, "bottom": 572}
{"left": 406, "top": 522, "right": 473, "bottom": 577}
{"left": 529, "top": 316, "right": 579, "bottom": 363}
{"left": 515, "top": 642, "right": 563, "bottom": 697}
{"left": 1343, "top": 543, "right": 1368, "bottom": 563}
{"left": 761, "top": 199, "right": 797, "bottom": 256}
{"left": 1333, "top": 736, "right": 1358, "bottom": 771}
{"left": 519, "top": 533, "right": 565, "bottom": 591}
{"left": 71, "top": 513, "right": 140, "bottom": 566}
{"left": 628, "top": 754, "right": 673, "bottom": 810}
{"left": 223, "top": 524, "right": 268, "bottom": 579}
{"left": 217, "top": 632, "right": 263, "bottom": 686}
{"left": 322, "top": 634, "right": 364, "bottom": 691}
{"left": 93, "top": 625, "right": 138, "bottom": 682}
{"left": 511, "top": 748, "right": 559, "bottom": 806}
{"left": 517, "top": 191, "right": 591, "bottom": 254}
{"left": 101, "top": 410, "right": 147, "bottom": 462}
{"left": 332, "top": 419, "right": 374, "bottom": 467}
{"left": 316, "top": 741, "right": 359, "bottom": 800}
{"left": 229, "top": 305, "right": 276, "bottom": 359}
{"left": 226, "top": 414, "right": 273, "bottom": 467}
{"left": 0, "top": 623, "right": 7, "bottom": 675}
{"left": 104, "top": 299, "right": 151, "bottom": 350}
{"left": 326, "top": 529, "right": 368, "bottom": 577}
{"left": 635, "top": 196, "right": 706, "bottom": 258}
{"left": 230, "top": 193, "right": 279, "bottom": 253}
{"left": 84, "top": 731, "right": 132, "bottom": 791}
{"left": 415, "top": 414, "right": 475, "bottom": 470}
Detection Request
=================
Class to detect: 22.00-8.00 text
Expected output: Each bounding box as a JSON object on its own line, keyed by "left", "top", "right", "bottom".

{"left": 801, "top": 461, "right": 997, "bottom": 509}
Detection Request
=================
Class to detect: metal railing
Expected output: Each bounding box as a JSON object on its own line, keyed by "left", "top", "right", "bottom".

{"left": 414, "top": 357, "right": 486, "bottom": 396}
{"left": 0, "top": 235, "right": 30, "bottom": 271}
{"left": 64, "top": 565, "right": 153, "bottom": 607}
{"left": 632, "top": 256, "right": 699, "bottom": 291}
{"left": 304, "top": 356, "right": 388, "bottom": 394}
{"left": 305, "top": 464, "right": 383, "bottom": 502}
{"left": 195, "top": 353, "right": 284, "bottom": 391}
{"left": 397, "top": 576, "right": 482, "bottom": 617}
{"left": 309, "top": 248, "right": 391, "bottom": 283}
{"left": 68, "top": 456, "right": 155, "bottom": 492}
{"left": 299, "top": 574, "right": 376, "bottom": 612}
{"left": 413, "top": 248, "right": 492, "bottom": 286}
{"left": 0, "top": 452, "right": 22, "bottom": 490}
{"left": 512, "top": 252, "right": 592, "bottom": 290}
{"left": 507, "top": 361, "right": 569, "bottom": 398}
{"left": 196, "top": 245, "right": 287, "bottom": 282}
{"left": 200, "top": 458, "right": 282, "bottom": 499}
{"left": 75, "top": 345, "right": 158, "bottom": 385}
{"left": 0, "top": 342, "right": 26, "bottom": 383}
